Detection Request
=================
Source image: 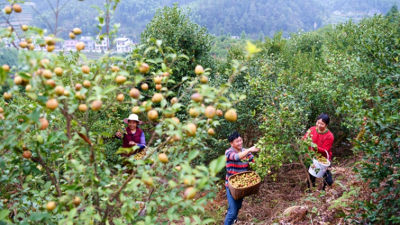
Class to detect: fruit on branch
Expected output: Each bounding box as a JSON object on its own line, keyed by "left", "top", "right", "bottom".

{"left": 12, "top": 4, "right": 22, "bottom": 13}
{"left": 2, "top": 64, "right": 10, "bottom": 72}
{"left": 205, "top": 106, "right": 216, "bottom": 118}
{"left": 158, "top": 153, "right": 168, "bottom": 163}
{"left": 46, "top": 201, "right": 56, "bottom": 211}
{"left": 46, "top": 99, "right": 59, "bottom": 110}
{"left": 22, "top": 151, "right": 32, "bottom": 159}
{"left": 207, "top": 128, "right": 215, "bottom": 135}
{"left": 72, "top": 28, "right": 82, "bottom": 35}
{"left": 195, "top": 65, "right": 204, "bottom": 75}
{"left": 19, "top": 41, "right": 27, "bottom": 48}
{"left": 141, "top": 101, "right": 152, "bottom": 111}
{"left": 131, "top": 106, "right": 140, "bottom": 114}
{"left": 191, "top": 93, "right": 203, "bottom": 102}
{"left": 200, "top": 75, "right": 208, "bottom": 84}
{"left": 224, "top": 109, "right": 237, "bottom": 122}
{"left": 4, "top": 6, "right": 12, "bottom": 14}
{"left": 14, "top": 76, "right": 22, "bottom": 85}
{"left": 154, "top": 76, "right": 162, "bottom": 84}
{"left": 21, "top": 25, "right": 28, "bottom": 31}
{"left": 141, "top": 83, "right": 149, "bottom": 90}
{"left": 139, "top": 63, "right": 150, "bottom": 74}
{"left": 81, "top": 65, "right": 90, "bottom": 74}
{"left": 39, "top": 118, "right": 49, "bottom": 130}
{"left": 216, "top": 109, "right": 223, "bottom": 117}
{"left": 142, "top": 177, "right": 153, "bottom": 187}
{"left": 72, "top": 197, "right": 81, "bottom": 206}
{"left": 76, "top": 42, "right": 85, "bottom": 51}
{"left": 117, "top": 94, "right": 124, "bottom": 102}
{"left": 43, "top": 70, "right": 53, "bottom": 79}
{"left": 148, "top": 109, "right": 158, "bottom": 120}
{"left": 186, "top": 123, "right": 197, "bottom": 136}
{"left": 129, "top": 88, "right": 140, "bottom": 99}
{"left": 79, "top": 104, "right": 88, "bottom": 112}
{"left": 46, "top": 45, "right": 55, "bottom": 52}
{"left": 75, "top": 83, "right": 82, "bottom": 91}
{"left": 152, "top": 93, "right": 163, "bottom": 103}
{"left": 184, "top": 187, "right": 196, "bottom": 200}
{"left": 91, "top": 100, "right": 102, "bottom": 111}
{"left": 83, "top": 80, "right": 91, "bottom": 88}
{"left": 111, "top": 66, "right": 119, "bottom": 72}
{"left": 69, "top": 32, "right": 75, "bottom": 39}
{"left": 171, "top": 97, "right": 178, "bottom": 104}
{"left": 3, "top": 92, "right": 12, "bottom": 100}
{"left": 155, "top": 84, "right": 162, "bottom": 90}
{"left": 115, "top": 75, "right": 126, "bottom": 84}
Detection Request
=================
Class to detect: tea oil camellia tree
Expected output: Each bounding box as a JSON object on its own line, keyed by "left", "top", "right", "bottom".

{"left": 0, "top": 2, "right": 256, "bottom": 225}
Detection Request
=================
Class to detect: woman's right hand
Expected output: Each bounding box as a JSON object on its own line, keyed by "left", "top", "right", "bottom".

{"left": 115, "top": 131, "right": 123, "bottom": 138}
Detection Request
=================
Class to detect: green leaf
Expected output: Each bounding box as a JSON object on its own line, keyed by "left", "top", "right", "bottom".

{"left": 188, "top": 150, "right": 199, "bottom": 161}
{"left": 0, "top": 209, "right": 10, "bottom": 220}
{"left": 102, "top": 85, "right": 116, "bottom": 95}
{"left": 0, "top": 157, "right": 5, "bottom": 169}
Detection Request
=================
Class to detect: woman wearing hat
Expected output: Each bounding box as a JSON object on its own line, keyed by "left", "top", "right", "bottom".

{"left": 115, "top": 114, "right": 146, "bottom": 156}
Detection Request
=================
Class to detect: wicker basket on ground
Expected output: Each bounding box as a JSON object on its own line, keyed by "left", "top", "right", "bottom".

{"left": 228, "top": 171, "right": 262, "bottom": 200}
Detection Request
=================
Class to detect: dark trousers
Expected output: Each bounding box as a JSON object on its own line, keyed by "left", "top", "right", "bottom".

{"left": 225, "top": 187, "right": 243, "bottom": 225}
{"left": 308, "top": 169, "right": 333, "bottom": 190}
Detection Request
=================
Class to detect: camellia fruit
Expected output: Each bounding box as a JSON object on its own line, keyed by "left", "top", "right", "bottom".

{"left": 158, "top": 153, "right": 168, "bottom": 163}
{"left": 0, "top": 107, "right": 3, "bottom": 113}
{"left": 225, "top": 109, "right": 237, "bottom": 122}
{"left": 2, "top": 64, "right": 10, "bottom": 72}
{"left": 142, "top": 177, "right": 153, "bottom": 187}
{"left": 14, "top": 76, "right": 23, "bottom": 85}
{"left": 19, "top": 41, "right": 28, "bottom": 48}
{"left": 63, "top": 90, "right": 70, "bottom": 96}
{"left": 72, "top": 197, "right": 81, "bottom": 206}
{"left": 175, "top": 166, "right": 182, "bottom": 171}
{"left": 141, "top": 83, "right": 148, "bottom": 91}
{"left": 3, "top": 92, "right": 12, "bottom": 100}
{"left": 76, "top": 42, "right": 85, "bottom": 51}
{"left": 184, "top": 187, "right": 196, "bottom": 200}
{"left": 46, "top": 201, "right": 56, "bottom": 211}
{"left": 83, "top": 80, "right": 91, "bottom": 88}
{"left": 12, "top": 4, "right": 22, "bottom": 13}
{"left": 194, "top": 65, "right": 204, "bottom": 75}
{"left": 200, "top": 76, "right": 208, "bottom": 84}
{"left": 75, "top": 83, "right": 82, "bottom": 91}
{"left": 205, "top": 106, "right": 216, "bottom": 118}
{"left": 139, "top": 63, "right": 150, "bottom": 73}
{"left": 189, "top": 108, "right": 199, "bottom": 117}
{"left": 208, "top": 128, "right": 215, "bottom": 135}
{"left": 163, "top": 72, "right": 170, "bottom": 77}
{"left": 191, "top": 93, "right": 203, "bottom": 102}
{"left": 55, "top": 86, "right": 65, "bottom": 96}
{"left": 23, "top": 150, "right": 32, "bottom": 159}
{"left": 28, "top": 44, "right": 34, "bottom": 51}
{"left": 186, "top": 123, "right": 197, "bottom": 136}
{"left": 111, "top": 66, "right": 119, "bottom": 72}
{"left": 115, "top": 75, "right": 127, "bottom": 84}
{"left": 147, "top": 109, "right": 158, "bottom": 120}
{"left": 46, "top": 99, "right": 59, "bottom": 110}
{"left": 117, "top": 94, "right": 124, "bottom": 102}
{"left": 131, "top": 106, "right": 140, "bottom": 114}
{"left": 4, "top": 6, "right": 12, "bottom": 14}
{"left": 45, "top": 79, "right": 56, "bottom": 88}
{"left": 155, "top": 84, "right": 162, "bottom": 90}
{"left": 42, "top": 69, "right": 53, "bottom": 79}
{"left": 47, "top": 45, "right": 55, "bottom": 52}
{"left": 39, "top": 118, "right": 49, "bottom": 130}
{"left": 171, "top": 97, "right": 178, "bottom": 104}
{"left": 72, "top": 28, "right": 82, "bottom": 35}
{"left": 129, "top": 88, "right": 140, "bottom": 99}
{"left": 141, "top": 101, "right": 152, "bottom": 111}
{"left": 152, "top": 93, "right": 163, "bottom": 103}
{"left": 81, "top": 65, "right": 90, "bottom": 74}
{"left": 21, "top": 25, "right": 28, "bottom": 31}
{"left": 69, "top": 32, "right": 75, "bottom": 39}
{"left": 91, "top": 100, "right": 102, "bottom": 111}
{"left": 153, "top": 76, "right": 162, "bottom": 84}
{"left": 79, "top": 104, "right": 88, "bottom": 112}
{"left": 216, "top": 109, "right": 223, "bottom": 117}
{"left": 37, "top": 135, "right": 44, "bottom": 144}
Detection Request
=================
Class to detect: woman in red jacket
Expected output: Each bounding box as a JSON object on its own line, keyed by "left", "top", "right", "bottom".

{"left": 303, "top": 113, "right": 334, "bottom": 191}
{"left": 115, "top": 114, "right": 146, "bottom": 157}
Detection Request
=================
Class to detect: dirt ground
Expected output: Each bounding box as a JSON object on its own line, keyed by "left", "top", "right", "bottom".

{"left": 205, "top": 142, "right": 365, "bottom": 224}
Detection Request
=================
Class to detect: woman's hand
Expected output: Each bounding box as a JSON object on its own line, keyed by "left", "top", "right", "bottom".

{"left": 129, "top": 141, "right": 136, "bottom": 146}
{"left": 115, "top": 131, "right": 123, "bottom": 138}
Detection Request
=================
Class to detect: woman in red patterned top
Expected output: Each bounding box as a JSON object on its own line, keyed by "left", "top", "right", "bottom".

{"left": 303, "top": 113, "right": 334, "bottom": 191}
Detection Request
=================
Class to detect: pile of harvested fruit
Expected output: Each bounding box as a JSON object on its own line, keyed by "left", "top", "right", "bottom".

{"left": 316, "top": 154, "right": 329, "bottom": 164}
{"left": 229, "top": 172, "right": 261, "bottom": 188}
{"left": 134, "top": 151, "right": 146, "bottom": 160}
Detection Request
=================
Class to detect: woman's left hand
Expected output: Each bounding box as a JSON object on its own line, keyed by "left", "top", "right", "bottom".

{"left": 129, "top": 141, "right": 136, "bottom": 146}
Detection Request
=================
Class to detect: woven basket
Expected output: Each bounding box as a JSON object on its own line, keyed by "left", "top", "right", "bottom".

{"left": 228, "top": 171, "right": 262, "bottom": 200}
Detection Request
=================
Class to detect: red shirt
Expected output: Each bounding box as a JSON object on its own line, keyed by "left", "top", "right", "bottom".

{"left": 303, "top": 126, "right": 334, "bottom": 160}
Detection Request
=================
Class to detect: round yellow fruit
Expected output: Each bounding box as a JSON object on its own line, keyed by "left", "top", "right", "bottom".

{"left": 184, "top": 187, "right": 196, "bottom": 200}
{"left": 189, "top": 108, "right": 199, "bottom": 117}
{"left": 46, "top": 45, "right": 55, "bottom": 52}
{"left": 115, "top": 75, "right": 127, "bottom": 84}
{"left": 14, "top": 76, "right": 23, "bottom": 85}
{"left": 46, "top": 201, "right": 56, "bottom": 211}
{"left": 147, "top": 109, "right": 158, "bottom": 120}
{"left": 91, "top": 100, "right": 102, "bottom": 111}
{"left": 224, "top": 109, "right": 237, "bottom": 122}
{"left": 155, "top": 84, "right": 162, "bottom": 90}
{"left": 69, "top": 32, "right": 75, "bottom": 39}
{"left": 139, "top": 63, "right": 150, "bottom": 73}
{"left": 117, "top": 94, "right": 124, "bottom": 102}
{"left": 129, "top": 88, "right": 140, "bottom": 99}
{"left": 81, "top": 65, "right": 90, "bottom": 74}
{"left": 2, "top": 64, "right": 10, "bottom": 72}
{"left": 171, "top": 97, "right": 178, "bottom": 104}
{"left": 205, "top": 106, "right": 216, "bottom": 118}
{"left": 19, "top": 41, "right": 28, "bottom": 48}
{"left": 79, "top": 104, "right": 88, "bottom": 112}
{"left": 131, "top": 106, "right": 140, "bottom": 114}
{"left": 39, "top": 118, "right": 49, "bottom": 130}
{"left": 73, "top": 28, "right": 82, "bottom": 35}
{"left": 21, "top": 25, "right": 28, "bottom": 31}
{"left": 152, "top": 93, "right": 163, "bottom": 103}
{"left": 76, "top": 42, "right": 85, "bottom": 51}
{"left": 72, "top": 197, "right": 81, "bottom": 206}
{"left": 158, "top": 153, "right": 168, "bottom": 163}
{"left": 55, "top": 86, "right": 65, "bottom": 96}
{"left": 207, "top": 128, "right": 215, "bottom": 135}
{"left": 111, "top": 66, "right": 119, "bottom": 72}
{"left": 186, "top": 123, "right": 197, "bottom": 136}
{"left": 4, "top": 6, "right": 12, "bottom": 14}
{"left": 83, "top": 80, "right": 91, "bottom": 88}
{"left": 141, "top": 83, "right": 148, "bottom": 90}
{"left": 154, "top": 76, "right": 162, "bottom": 84}
{"left": 46, "top": 99, "right": 59, "bottom": 110}
{"left": 194, "top": 65, "right": 204, "bottom": 75}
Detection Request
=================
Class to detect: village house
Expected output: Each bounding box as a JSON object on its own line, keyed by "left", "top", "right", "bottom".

{"left": 95, "top": 37, "right": 108, "bottom": 52}
{"left": 79, "top": 36, "right": 95, "bottom": 51}
{"left": 115, "top": 37, "right": 134, "bottom": 53}
{"left": 64, "top": 40, "right": 78, "bottom": 50}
